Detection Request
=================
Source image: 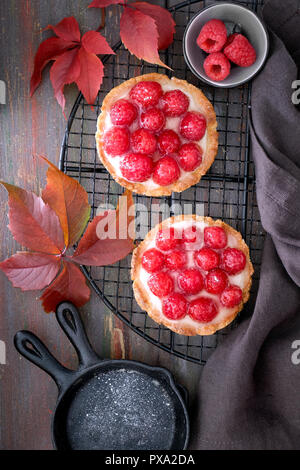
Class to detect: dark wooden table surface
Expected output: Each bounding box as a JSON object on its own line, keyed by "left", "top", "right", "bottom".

{"left": 0, "top": 0, "right": 203, "bottom": 450}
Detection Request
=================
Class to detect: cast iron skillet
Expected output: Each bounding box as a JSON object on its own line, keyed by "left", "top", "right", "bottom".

{"left": 14, "top": 302, "right": 189, "bottom": 450}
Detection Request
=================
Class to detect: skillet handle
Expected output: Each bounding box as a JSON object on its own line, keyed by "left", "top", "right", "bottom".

{"left": 56, "top": 302, "right": 99, "bottom": 368}
{"left": 14, "top": 330, "right": 74, "bottom": 393}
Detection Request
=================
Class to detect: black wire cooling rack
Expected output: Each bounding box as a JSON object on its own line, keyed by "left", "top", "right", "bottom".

{"left": 59, "top": 0, "right": 265, "bottom": 365}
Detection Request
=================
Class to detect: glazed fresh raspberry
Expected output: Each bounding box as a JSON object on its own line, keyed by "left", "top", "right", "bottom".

{"left": 103, "top": 127, "right": 130, "bottom": 156}
{"left": 205, "top": 268, "right": 228, "bottom": 294}
{"left": 180, "top": 112, "right": 206, "bottom": 141}
{"left": 194, "top": 247, "right": 220, "bottom": 271}
{"left": 142, "top": 248, "right": 165, "bottom": 273}
{"left": 178, "top": 268, "right": 204, "bottom": 295}
{"left": 204, "top": 226, "right": 227, "bottom": 249}
{"left": 110, "top": 99, "right": 137, "bottom": 126}
{"left": 177, "top": 143, "right": 203, "bottom": 171}
{"left": 224, "top": 34, "right": 256, "bottom": 67}
{"left": 203, "top": 52, "right": 231, "bottom": 82}
{"left": 140, "top": 107, "right": 165, "bottom": 133}
{"left": 153, "top": 156, "right": 180, "bottom": 186}
{"left": 129, "top": 81, "right": 163, "bottom": 108}
{"left": 157, "top": 129, "right": 181, "bottom": 155}
{"left": 221, "top": 247, "right": 246, "bottom": 275}
{"left": 120, "top": 153, "right": 153, "bottom": 182}
{"left": 220, "top": 285, "right": 243, "bottom": 308}
{"left": 148, "top": 272, "right": 174, "bottom": 298}
{"left": 131, "top": 128, "right": 157, "bottom": 155}
{"left": 160, "top": 90, "right": 189, "bottom": 117}
{"left": 162, "top": 293, "right": 188, "bottom": 320}
{"left": 182, "top": 226, "right": 202, "bottom": 246}
{"left": 156, "top": 227, "right": 181, "bottom": 252}
{"left": 188, "top": 297, "right": 218, "bottom": 323}
{"left": 165, "top": 250, "right": 187, "bottom": 271}
{"left": 197, "top": 19, "right": 227, "bottom": 53}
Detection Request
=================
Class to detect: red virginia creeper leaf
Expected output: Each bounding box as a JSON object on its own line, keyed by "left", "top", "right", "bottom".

{"left": 1, "top": 183, "right": 64, "bottom": 254}
{"left": 71, "top": 190, "right": 134, "bottom": 266}
{"left": 0, "top": 252, "right": 61, "bottom": 291}
{"left": 75, "top": 46, "right": 104, "bottom": 105}
{"left": 120, "top": 6, "right": 170, "bottom": 69}
{"left": 40, "top": 156, "right": 91, "bottom": 248}
{"left": 81, "top": 31, "right": 115, "bottom": 55}
{"left": 46, "top": 17, "right": 81, "bottom": 43}
{"left": 131, "top": 2, "right": 175, "bottom": 50}
{"left": 50, "top": 48, "right": 81, "bottom": 112}
{"left": 40, "top": 261, "right": 90, "bottom": 313}
{"left": 89, "top": 0, "right": 125, "bottom": 7}
{"left": 30, "top": 37, "right": 76, "bottom": 96}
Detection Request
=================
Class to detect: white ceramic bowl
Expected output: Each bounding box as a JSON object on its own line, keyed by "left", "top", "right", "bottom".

{"left": 183, "top": 2, "right": 269, "bottom": 88}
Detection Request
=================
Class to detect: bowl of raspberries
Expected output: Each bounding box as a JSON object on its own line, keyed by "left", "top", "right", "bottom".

{"left": 183, "top": 2, "right": 269, "bottom": 87}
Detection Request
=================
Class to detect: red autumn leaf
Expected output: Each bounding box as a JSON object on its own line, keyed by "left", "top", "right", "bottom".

{"left": 40, "top": 156, "right": 91, "bottom": 248}
{"left": 0, "top": 252, "right": 61, "bottom": 291}
{"left": 89, "top": 0, "right": 124, "bottom": 7}
{"left": 50, "top": 48, "right": 80, "bottom": 112}
{"left": 81, "top": 31, "right": 114, "bottom": 55}
{"left": 75, "top": 47, "right": 104, "bottom": 105}
{"left": 120, "top": 6, "right": 170, "bottom": 69}
{"left": 131, "top": 2, "right": 175, "bottom": 50}
{"left": 40, "top": 261, "right": 90, "bottom": 313}
{"left": 71, "top": 190, "right": 135, "bottom": 266}
{"left": 1, "top": 182, "right": 64, "bottom": 254}
{"left": 45, "top": 17, "right": 81, "bottom": 43}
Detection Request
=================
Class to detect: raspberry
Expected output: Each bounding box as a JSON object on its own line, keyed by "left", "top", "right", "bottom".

{"left": 205, "top": 268, "right": 228, "bottom": 294}
{"left": 129, "top": 81, "right": 163, "bottom": 108}
{"left": 120, "top": 153, "right": 153, "bottom": 182}
{"left": 180, "top": 112, "right": 206, "bottom": 141}
{"left": 182, "top": 226, "right": 202, "bottom": 246}
{"left": 220, "top": 285, "right": 243, "bottom": 308}
{"left": 153, "top": 156, "right": 180, "bottom": 186}
{"left": 103, "top": 127, "right": 130, "bottom": 156}
{"left": 178, "top": 268, "right": 204, "bottom": 295}
{"left": 156, "top": 227, "right": 181, "bottom": 252}
{"left": 197, "top": 19, "right": 227, "bottom": 53}
{"left": 162, "top": 293, "right": 188, "bottom": 320}
{"left": 110, "top": 99, "right": 137, "bottom": 126}
{"left": 131, "top": 128, "right": 157, "bottom": 155}
{"left": 157, "top": 129, "right": 181, "bottom": 155}
{"left": 161, "top": 90, "right": 189, "bottom": 117}
{"left": 204, "top": 226, "right": 227, "bottom": 249}
{"left": 142, "top": 248, "right": 165, "bottom": 273}
{"left": 194, "top": 247, "right": 220, "bottom": 271}
{"left": 140, "top": 107, "right": 165, "bottom": 133}
{"left": 148, "top": 272, "right": 174, "bottom": 298}
{"left": 165, "top": 250, "right": 187, "bottom": 271}
{"left": 178, "top": 143, "right": 203, "bottom": 171}
{"left": 203, "top": 52, "right": 231, "bottom": 82}
{"left": 221, "top": 247, "right": 246, "bottom": 275}
{"left": 224, "top": 34, "right": 256, "bottom": 67}
{"left": 188, "top": 297, "right": 218, "bottom": 323}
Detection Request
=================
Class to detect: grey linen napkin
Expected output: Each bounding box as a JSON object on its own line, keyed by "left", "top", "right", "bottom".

{"left": 189, "top": 0, "right": 300, "bottom": 450}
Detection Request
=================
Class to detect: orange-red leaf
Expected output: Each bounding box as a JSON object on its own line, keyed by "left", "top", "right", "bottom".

{"left": 120, "top": 6, "right": 169, "bottom": 69}
{"left": 81, "top": 31, "right": 114, "bottom": 55}
{"left": 71, "top": 190, "right": 134, "bottom": 266}
{"left": 46, "top": 17, "right": 81, "bottom": 43}
{"left": 131, "top": 2, "right": 175, "bottom": 50}
{"left": 1, "top": 182, "right": 64, "bottom": 254}
{"left": 40, "top": 261, "right": 90, "bottom": 313}
{"left": 40, "top": 156, "right": 91, "bottom": 248}
{"left": 89, "top": 0, "right": 124, "bottom": 7}
{"left": 0, "top": 252, "right": 61, "bottom": 291}
{"left": 75, "top": 46, "right": 104, "bottom": 105}
{"left": 50, "top": 48, "right": 81, "bottom": 112}
{"left": 30, "top": 37, "right": 76, "bottom": 96}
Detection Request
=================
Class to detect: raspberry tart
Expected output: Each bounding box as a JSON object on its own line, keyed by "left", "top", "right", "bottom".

{"left": 96, "top": 74, "right": 218, "bottom": 196}
{"left": 131, "top": 215, "right": 253, "bottom": 336}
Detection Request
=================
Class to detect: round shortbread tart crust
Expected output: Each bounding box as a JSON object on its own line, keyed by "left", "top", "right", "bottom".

{"left": 96, "top": 73, "right": 218, "bottom": 196}
{"left": 131, "top": 215, "right": 254, "bottom": 336}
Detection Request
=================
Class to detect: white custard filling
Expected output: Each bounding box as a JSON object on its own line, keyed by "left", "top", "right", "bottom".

{"left": 102, "top": 81, "right": 208, "bottom": 189}
{"left": 138, "top": 220, "right": 251, "bottom": 330}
